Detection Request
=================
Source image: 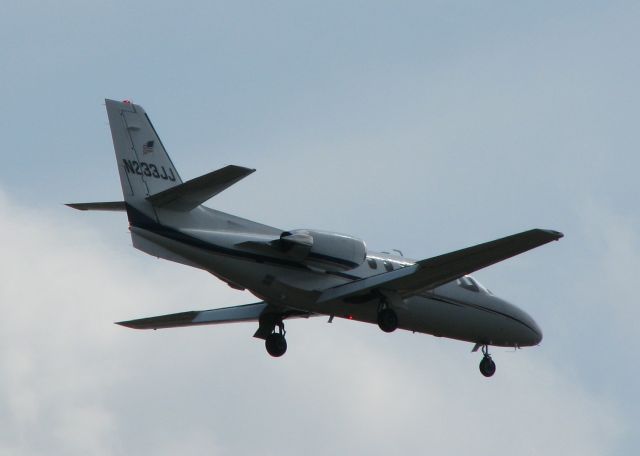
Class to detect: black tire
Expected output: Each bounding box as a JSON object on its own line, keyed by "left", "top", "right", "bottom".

{"left": 265, "top": 333, "right": 287, "bottom": 357}
{"left": 479, "top": 356, "right": 496, "bottom": 377}
{"left": 377, "top": 308, "right": 398, "bottom": 333}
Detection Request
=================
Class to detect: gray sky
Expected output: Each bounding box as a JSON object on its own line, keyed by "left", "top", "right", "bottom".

{"left": 1, "top": 1, "right": 638, "bottom": 454}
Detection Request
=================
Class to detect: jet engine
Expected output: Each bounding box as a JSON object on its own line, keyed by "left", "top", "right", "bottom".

{"left": 279, "top": 229, "right": 366, "bottom": 272}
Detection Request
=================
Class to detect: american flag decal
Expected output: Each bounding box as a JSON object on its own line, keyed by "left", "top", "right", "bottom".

{"left": 142, "top": 140, "right": 154, "bottom": 154}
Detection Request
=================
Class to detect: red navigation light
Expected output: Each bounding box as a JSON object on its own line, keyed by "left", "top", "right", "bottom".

{"left": 348, "top": 315, "right": 353, "bottom": 320}
{"left": 123, "top": 100, "right": 131, "bottom": 104}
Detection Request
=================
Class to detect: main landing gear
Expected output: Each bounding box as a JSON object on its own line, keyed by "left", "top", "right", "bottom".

{"left": 265, "top": 321, "right": 287, "bottom": 357}
{"left": 377, "top": 305, "right": 398, "bottom": 333}
{"left": 479, "top": 345, "right": 496, "bottom": 378}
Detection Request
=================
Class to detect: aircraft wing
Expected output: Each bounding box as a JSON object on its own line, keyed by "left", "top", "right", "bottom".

{"left": 318, "top": 228, "right": 563, "bottom": 303}
{"left": 66, "top": 201, "right": 126, "bottom": 211}
{"left": 116, "top": 301, "right": 313, "bottom": 331}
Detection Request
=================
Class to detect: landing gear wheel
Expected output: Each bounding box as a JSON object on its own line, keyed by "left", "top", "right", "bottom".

{"left": 265, "top": 332, "right": 287, "bottom": 357}
{"left": 479, "top": 356, "right": 496, "bottom": 377}
{"left": 479, "top": 346, "right": 496, "bottom": 377}
{"left": 377, "top": 308, "right": 398, "bottom": 333}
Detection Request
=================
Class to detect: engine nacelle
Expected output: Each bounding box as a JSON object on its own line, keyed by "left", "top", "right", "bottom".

{"left": 280, "top": 229, "right": 366, "bottom": 272}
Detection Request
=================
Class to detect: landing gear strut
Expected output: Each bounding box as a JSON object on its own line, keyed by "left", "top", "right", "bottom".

{"left": 377, "top": 302, "right": 398, "bottom": 333}
{"left": 479, "top": 345, "right": 496, "bottom": 378}
{"left": 265, "top": 321, "right": 287, "bottom": 357}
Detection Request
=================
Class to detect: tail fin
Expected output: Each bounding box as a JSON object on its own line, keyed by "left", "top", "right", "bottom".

{"left": 105, "top": 99, "right": 183, "bottom": 225}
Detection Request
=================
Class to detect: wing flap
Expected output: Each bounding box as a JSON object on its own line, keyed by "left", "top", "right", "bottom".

{"left": 146, "top": 165, "right": 255, "bottom": 211}
{"left": 318, "top": 228, "right": 563, "bottom": 303}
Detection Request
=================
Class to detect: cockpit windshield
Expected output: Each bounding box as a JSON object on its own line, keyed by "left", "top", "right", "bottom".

{"left": 457, "top": 275, "right": 491, "bottom": 294}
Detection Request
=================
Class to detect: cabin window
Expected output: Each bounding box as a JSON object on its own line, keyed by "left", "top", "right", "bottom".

{"left": 367, "top": 258, "right": 378, "bottom": 269}
{"left": 383, "top": 260, "right": 394, "bottom": 272}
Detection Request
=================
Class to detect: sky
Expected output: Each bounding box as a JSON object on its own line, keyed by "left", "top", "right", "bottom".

{"left": 0, "top": 1, "right": 638, "bottom": 454}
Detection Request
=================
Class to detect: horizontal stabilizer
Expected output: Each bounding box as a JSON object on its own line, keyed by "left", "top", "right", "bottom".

{"left": 66, "top": 201, "right": 126, "bottom": 211}
{"left": 146, "top": 165, "right": 255, "bottom": 211}
{"left": 318, "top": 228, "right": 564, "bottom": 303}
{"left": 117, "top": 302, "right": 269, "bottom": 329}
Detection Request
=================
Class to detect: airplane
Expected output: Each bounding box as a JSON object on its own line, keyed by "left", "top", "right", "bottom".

{"left": 67, "top": 99, "right": 563, "bottom": 377}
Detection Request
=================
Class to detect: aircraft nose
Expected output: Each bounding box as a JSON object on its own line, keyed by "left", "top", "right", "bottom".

{"left": 514, "top": 306, "right": 543, "bottom": 346}
{"left": 528, "top": 317, "right": 543, "bottom": 345}
{"left": 494, "top": 297, "right": 543, "bottom": 347}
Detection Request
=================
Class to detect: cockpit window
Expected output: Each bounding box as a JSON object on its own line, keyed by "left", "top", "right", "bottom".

{"left": 457, "top": 276, "right": 479, "bottom": 292}
{"left": 457, "top": 276, "right": 491, "bottom": 294}
{"left": 457, "top": 276, "right": 480, "bottom": 292}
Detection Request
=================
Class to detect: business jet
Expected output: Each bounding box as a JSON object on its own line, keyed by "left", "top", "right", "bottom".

{"left": 67, "top": 100, "right": 563, "bottom": 377}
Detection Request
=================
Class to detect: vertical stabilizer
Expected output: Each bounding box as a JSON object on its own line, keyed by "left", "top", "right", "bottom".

{"left": 106, "top": 99, "right": 183, "bottom": 226}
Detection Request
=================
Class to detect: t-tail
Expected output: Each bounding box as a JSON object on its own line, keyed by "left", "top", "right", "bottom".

{"left": 67, "top": 99, "right": 255, "bottom": 230}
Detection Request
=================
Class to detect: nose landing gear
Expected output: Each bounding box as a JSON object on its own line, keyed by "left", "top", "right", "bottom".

{"left": 265, "top": 321, "right": 287, "bottom": 357}
{"left": 478, "top": 345, "right": 496, "bottom": 377}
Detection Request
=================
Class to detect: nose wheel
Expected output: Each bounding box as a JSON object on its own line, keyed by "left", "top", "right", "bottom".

{"left": 265, "top": 322, "right": 287, "bottom": 357}
{"left": 479, "top": 345, "right": 496, "bottom": 377}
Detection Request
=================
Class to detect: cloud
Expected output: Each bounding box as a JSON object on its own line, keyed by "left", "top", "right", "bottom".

{"left": 580, "top": 202, "right": 640, "bottom": 334}
{"left": 0, "top": 191, "right": 626, "bottom": 455}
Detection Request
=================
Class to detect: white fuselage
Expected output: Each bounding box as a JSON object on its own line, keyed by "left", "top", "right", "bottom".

{"left": 132, "top": 219, "right": 543, "bottom": 349}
